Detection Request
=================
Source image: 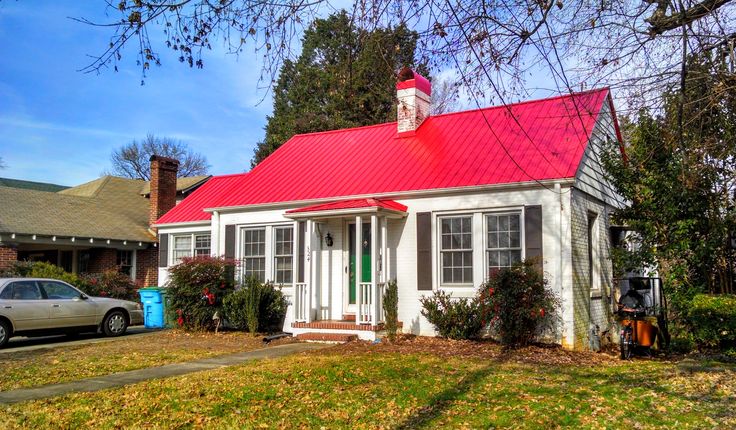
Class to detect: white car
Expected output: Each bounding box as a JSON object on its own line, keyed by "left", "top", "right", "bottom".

{"left": 0, "top": 278, "right": 144, "bottom": 348}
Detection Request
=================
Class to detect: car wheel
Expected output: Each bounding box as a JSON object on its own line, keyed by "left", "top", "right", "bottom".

{"left": 102, "top": 310, "right": 128, "bottom": 337}
{"left": 0, "top": 319, "right": 11, "bottom": 348}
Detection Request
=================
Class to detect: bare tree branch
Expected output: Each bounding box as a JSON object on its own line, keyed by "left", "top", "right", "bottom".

{"left": 109, "top": 134, "right": 210, "bottom": 180}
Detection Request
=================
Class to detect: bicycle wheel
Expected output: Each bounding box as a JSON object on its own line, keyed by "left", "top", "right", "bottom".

{"left": 620, "top": 329, "right": 633, "bottom": 360}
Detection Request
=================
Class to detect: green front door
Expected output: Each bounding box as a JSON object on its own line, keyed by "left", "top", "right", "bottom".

{"left": 348, "top": 223, "right": 372, "bottom": 305}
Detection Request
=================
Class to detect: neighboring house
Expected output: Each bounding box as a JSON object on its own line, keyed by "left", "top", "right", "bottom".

{"left": 155, "top": 68, "right": 626, "bottom": 349}
{"left": 0, "top": 158, "right": 210, "bottom": 286}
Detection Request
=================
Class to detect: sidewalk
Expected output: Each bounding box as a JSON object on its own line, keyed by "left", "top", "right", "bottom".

{"left": 0, "top": 342, "right": 328, "bottom": 404}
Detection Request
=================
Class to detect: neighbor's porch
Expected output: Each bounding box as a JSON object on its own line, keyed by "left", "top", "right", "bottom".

{"left": 284, "top": 199, "right": 406, "bottom": 341}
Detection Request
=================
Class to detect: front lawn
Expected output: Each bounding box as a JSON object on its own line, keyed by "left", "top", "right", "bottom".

{"left": 0, "top": 330, "right": 292, "bottom": 392}
{"left": 3, "top": 337, "right": 734, "bottom": 429}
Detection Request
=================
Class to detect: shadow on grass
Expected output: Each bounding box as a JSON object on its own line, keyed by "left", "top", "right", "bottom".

{"left": 394, "top": 364, "right": 496, "bottom": 430}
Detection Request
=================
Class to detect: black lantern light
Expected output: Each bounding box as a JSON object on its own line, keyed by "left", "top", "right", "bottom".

{"left": 325, "top": 232, "right": 334, "bottom": 247}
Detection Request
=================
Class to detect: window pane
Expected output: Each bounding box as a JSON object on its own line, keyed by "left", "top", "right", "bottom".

{"left": 499, "top": 232, "right": 510, "bottom": 248}
{"left": 40, "top": 281, "right": 79, "bottom": 299}
{"left": 510, "top": 231, "right": 521, "bottom": 248}
{"left": 442, "top": 219, "right": 451, "bottom": 234}
{"left": 174, "top": 236, "right": 192, "bottom": 250}
{"left": 500, "top": 215, "right": 509, "bottom": 231}
{"left": 510, "top": 250, "right": 522, "bottom": 265}
{"left": 9, "top": 281, "right": 42, "bottom": 300}
{"left": 488, "top": 232, "right": 498, "bottom": 249}
{"left": 510, "top": 215, "right": 520, "bottom": 231}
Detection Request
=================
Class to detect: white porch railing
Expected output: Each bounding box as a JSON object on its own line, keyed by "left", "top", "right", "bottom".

{"left": 377, "top": 282, "right": 386, "bottom": 323}
{"left": 358, "top": 282, "right": 386, "bottom": 325}
{"left": 294, "top": 282, "right": 309, "bottom": 322}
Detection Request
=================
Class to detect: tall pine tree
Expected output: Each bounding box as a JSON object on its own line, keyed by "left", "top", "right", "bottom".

{"left": 252, "top": 11, "right": 427, "bottom": 166}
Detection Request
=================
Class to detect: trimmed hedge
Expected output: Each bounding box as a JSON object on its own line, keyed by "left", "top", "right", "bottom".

{"left": 420, "top": 290, "right": 483, "bottom": 340}
{"left": 222, "top": 277, "right": 288, "bottom": 334}
{"left": 689, "top": 294, "right": 736, "bottom": 350}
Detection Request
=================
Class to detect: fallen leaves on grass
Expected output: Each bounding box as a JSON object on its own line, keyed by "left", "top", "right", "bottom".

{"left": 0, "top": 330, "right": 294, "bottom": 391}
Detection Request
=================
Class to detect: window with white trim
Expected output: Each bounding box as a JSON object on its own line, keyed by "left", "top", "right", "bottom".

{"left": 486, "top": 213, "right": 522, "bottom": 274}
{"left": 439, "top": 216, "right": 473, "bottom": 284}
{"left": 172, "top": 233, "right": 211, "bottom": 264}
{"left": 241, "top": 228, "right": 266, "bottom": 282}
{"left": 273, "top": 227, "right": 293, "bottom": 284}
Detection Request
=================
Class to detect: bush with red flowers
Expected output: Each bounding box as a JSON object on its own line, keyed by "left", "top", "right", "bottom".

{"left": 478, "top": 260, "right": 560, "bottom": 347}
{"left": 166, "top": 256, "right": 237, "bottom": 331}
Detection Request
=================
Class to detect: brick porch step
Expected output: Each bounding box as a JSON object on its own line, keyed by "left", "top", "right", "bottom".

{"left": 296, "top": 333, "right": 358, "bottom": 343}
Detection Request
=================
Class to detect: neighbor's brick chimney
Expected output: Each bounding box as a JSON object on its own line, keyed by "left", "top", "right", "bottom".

{"left": 149, "top": 155, "right": 179, "bottom": 229}
{"left": 396, "top": 67, "right": 431, "bottom": 137}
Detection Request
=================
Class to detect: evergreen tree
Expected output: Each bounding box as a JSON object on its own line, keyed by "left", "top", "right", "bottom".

{"left": 252, "top": 11, "right": 427, "bottom": 166}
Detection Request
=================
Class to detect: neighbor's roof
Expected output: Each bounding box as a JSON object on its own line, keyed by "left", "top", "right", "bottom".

{"left": 1, "top": 176, "right": 155, "bottom": 242}
{"left": 158, "top": 89, "right": 614, "bottom": 225}
{"left": 0, "top": 177, "right": 69, "bottom": 193}
{"left": 1, "top": 174, "right": 211, "bottom": 242}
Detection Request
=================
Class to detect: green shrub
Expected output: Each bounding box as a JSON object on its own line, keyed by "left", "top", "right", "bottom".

{"left": 166, "top": 256, "right": 236, "bottom": 331}
{"left": 420, "top": 290, "right": 483, "bottom": 340}
{"left": 2, "top": 261, "right": 87, "bottom": 288}
{"left": 81, "top": 270, "right": 138, "bottom": 301}
{"left": 478, "top": 260, "right": 559, "bottom": 347}
{"left": 1, "top": 261, "right": 141, "bottom": 302}
{"left": 689, "top": 294, "right": 736, "bottom": 350}
{"left": 382, "top": 280, "right": 399, "bottom": 342}
{"left": 223, "top": 277, "right": 288, "bottom": 334}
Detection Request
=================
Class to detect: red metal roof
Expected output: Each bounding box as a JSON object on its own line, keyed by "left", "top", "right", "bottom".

{"left": 156, "top": 173, "right": 248, "bottom": 224}
{"left": 286, "top": 198, "right": 408, "bottom": 214}
{"left": 157, "top": 88, "right": 614, "bottom": 225}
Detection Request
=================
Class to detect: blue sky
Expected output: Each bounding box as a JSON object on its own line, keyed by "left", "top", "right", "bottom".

{"left": 0, "top": 1, "right": 274, "bottom": 186}
{"left": 0, "top": 2, "right": 566, "bottom": 187}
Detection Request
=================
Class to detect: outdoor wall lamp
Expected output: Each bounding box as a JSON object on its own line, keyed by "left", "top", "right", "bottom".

{"left": 325, "top": 232, "right": 334, "bottom": 247}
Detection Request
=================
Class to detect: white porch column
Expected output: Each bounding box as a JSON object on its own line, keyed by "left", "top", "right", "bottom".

{"left": 355, "top": 216, "right": 362, "bottom": 324}
{"left": 211, "top": 210, "right": 220, "bottom": 256}
{"left": 292, "top": 220, "right": 299, "bottom": 322}
{"left": 305, "top": 219, "right": 314, "bottom": 323}
{"left": 380, "top": 216, "right": 388, "bottom": 283}
{"left": 371, "top": 214, "right": 378, "bottom": 326}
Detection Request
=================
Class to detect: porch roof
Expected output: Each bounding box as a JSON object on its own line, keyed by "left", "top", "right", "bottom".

{"left": 285, "top": 198, "right": 407, "bottom": 218}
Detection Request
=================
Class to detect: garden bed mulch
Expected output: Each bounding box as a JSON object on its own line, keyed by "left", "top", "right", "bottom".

{"left": 319, "top": 335, "right": 619, "bottom": 366}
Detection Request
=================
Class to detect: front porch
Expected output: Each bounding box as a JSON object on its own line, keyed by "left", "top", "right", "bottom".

{"left": 284, "top": 199, "right": 406, "bottom": 341}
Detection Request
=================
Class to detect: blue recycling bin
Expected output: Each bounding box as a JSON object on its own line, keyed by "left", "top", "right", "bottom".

{"left": 138, "top": 287, "right": 165, "bottom": 329}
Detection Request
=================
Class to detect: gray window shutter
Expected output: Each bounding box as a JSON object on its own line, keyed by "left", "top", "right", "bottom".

{"left": 416, "top": 212, "right": 432, "bottom": 290}
{"left": 524, "top": 205, "right": 543, "bottom": 272}
{"left": 224, "top": 225, "right": 236, "bottom": 259}
{"left": 158, "top": 234, "right": 169, "bottom": 267}
{"left": 224, "top": 225, "right": 236, "bottom": 283}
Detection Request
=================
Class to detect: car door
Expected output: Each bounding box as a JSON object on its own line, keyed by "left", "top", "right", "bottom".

{"left": 0, "top": 281, "right": 50, "bottom": 331}
{"left": 38, "top": 281, "right": 98, "bottom": 327}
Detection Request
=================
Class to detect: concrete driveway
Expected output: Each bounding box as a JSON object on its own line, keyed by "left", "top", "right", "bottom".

{"left": 1, "top": 326, "right": 160, "bottom": 353}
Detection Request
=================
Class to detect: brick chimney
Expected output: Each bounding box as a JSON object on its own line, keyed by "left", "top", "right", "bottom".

{"left": 396, "top": 67, "right": 431, "bottom": 137}
{"left": 149, "top": 155, "right": 179, "bottom": 229}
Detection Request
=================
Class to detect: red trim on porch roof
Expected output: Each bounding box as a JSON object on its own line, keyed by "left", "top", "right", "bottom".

{"left": 286, "top": 198, "right": 408, "bottom": 214}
